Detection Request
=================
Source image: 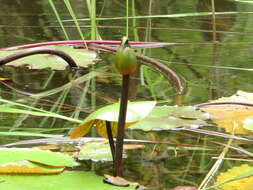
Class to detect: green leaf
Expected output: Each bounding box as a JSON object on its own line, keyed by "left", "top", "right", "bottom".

{"left": 70, "top": 101, "right": 156, "bottom": 138}
{"left": 0, "top": 46, "right": 97, "bottom": 70}
{"left": 83, "top": 101, "right": 156, "bottom": 123}
{"left": 0, "top": 171, "right": 136, "bottom": 190}
{"left": 129, "top": 106, "right": 210, "bottom": 131}
{"left": 0, "top": 148, "right": 78, "bottom": 167}
{"left": 77, "top": 142, "right": 126, "bottom": 162}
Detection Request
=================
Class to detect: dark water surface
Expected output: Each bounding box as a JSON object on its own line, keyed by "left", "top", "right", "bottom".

{"left": 0, "top": 0, "right": 253, "bottom": 189}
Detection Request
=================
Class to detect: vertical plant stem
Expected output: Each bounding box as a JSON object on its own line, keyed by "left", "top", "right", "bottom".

{"left": 113, "top": 74, "right": 130, "bottom": 177}
{"left": 211, "top": 0, "right": 216, "bottom": 42}
{"left": 126, "top": 0, "right": 129, "bottom": 37}
{"left": 63, "top": 0, "right": 88, "bottom": 48}
{"left": 48, "top": 0, "right": 70, "bottom": 40}
{"left": 106, "top": 121, "right": 115, "bottom": 161}
{"left": 131, "top": 0, "right": 139, "bottom": 42}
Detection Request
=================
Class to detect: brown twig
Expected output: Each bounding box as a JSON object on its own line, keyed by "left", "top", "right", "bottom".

{"left": 196, "top": 101, "right": 253, "bottom": 108}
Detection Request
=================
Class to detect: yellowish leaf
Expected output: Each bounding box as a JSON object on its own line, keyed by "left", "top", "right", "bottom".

{"left": 0, "top": 160, "right": 64, "bottom": 174}
{"left": 123, "top": 144, "right": 145, "bottom": 150}
{"left": 200, "top": 91, "right": 253, "bottom": 134}
{"left": 104, "top": 174, "right": 140, "bottom": 187}
{"left": 70, "top": 119, "right": 136, "bottom": 139}
{"left": 215, "top": 164, "right": 253, "bottom": 190}
{"left": 96, "top": 121, "right": 136, "bottom": 138}
{"left": 70, "top": 120, "right": 95, "bottom": 139}
{"left": 201, "top": 105, "right": 253, "bottom": 134}
{"left": 0, "top": 77, "right": 9, "bottom": 81}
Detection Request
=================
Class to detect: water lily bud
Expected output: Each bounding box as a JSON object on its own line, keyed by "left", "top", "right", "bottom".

{"left": 112, "top": 47, "right": 137, "bottom": 75}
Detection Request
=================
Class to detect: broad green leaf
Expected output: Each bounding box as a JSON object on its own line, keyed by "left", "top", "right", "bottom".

{"left": 129, "top": 106, "right": 210, "bottom": 131}
{"left": 0, "top": 160, "right": 64, "bottom": 174}
{"left": 0, "top": 148, "right": 78, "bottom": 167}
{"left": 77, "top": 142, "right": 126, "bottom": 162}
{"left": 0, "top": 171, "right": 137, "bottom": 190}
{"left": 70, "top": 101, "right": 156, "bottom": 138}
{"left": 0, "top": 46, "right": 97, "bottom": 70}
{"left": 83, "top": 101, "right": 156, "bottom": 123}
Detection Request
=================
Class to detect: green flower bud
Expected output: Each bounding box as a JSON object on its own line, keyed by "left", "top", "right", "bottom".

{"left": 112, "top": 37, "right": 137, "bottom": 75}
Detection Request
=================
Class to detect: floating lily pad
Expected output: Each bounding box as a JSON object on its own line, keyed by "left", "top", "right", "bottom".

{"left": 77, "top": 142, "right": 126, "bottom": 162}
{"left": 0, "top": 160, "right": 64, "bottom": 174}
{"left": 0, "top": 46, "right": 97, "bottom": 70}
{"left": 0, "top": 148, "right": 78, "bottom": 167}
{"left": 129, "top": 106, "right": 210, "bottom": 131}
{"left": 200, "top": 91, "right": 253, "bottom": 134}
{"left": 70, "top": 101, "right": 156, "bottom": 138}
{"left": 0, "top": 171, "right": 137, "bottom": 190}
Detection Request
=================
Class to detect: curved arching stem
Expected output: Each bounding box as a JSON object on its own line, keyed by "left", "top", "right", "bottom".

{"left": 88, "top": 44, "right": 184, "bottom": 95}
{"left": 0, "top": 48, "right": 79, "bottom": 69}
{"left": 196, "top": 101, "right": 253, "bottom": 108}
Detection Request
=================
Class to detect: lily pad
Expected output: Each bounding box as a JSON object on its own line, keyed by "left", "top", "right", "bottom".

{"left": 70, "top": 101, "right": 156, "bottom": 138}
{"left": 0, "top": 171, "right": 137, "bottom": 190}
{"left": 200, "top": 91, "right": 253, "bottom": 134}
{"left": 0, "top": 148, "right": 78, "bottom": 167}
{"left": 77, "top": 142, "right": 126, "bottom": 162}
{"left": 0, "top": 160, "right": 64, "bottom": 174}
{"left": 0, "top": 46, "right": 97, "bottom": 70}
{"left": 129, "top": 106, "right": 210, "bottom": 131}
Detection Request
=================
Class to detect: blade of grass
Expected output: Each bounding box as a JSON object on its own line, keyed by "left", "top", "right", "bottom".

{"left": 0, "top": 105, "right": 82, "bottom": 123}
{"left": 63, "top": 0, "right": 88, "bottom": 48}
{"left": 0, "top": 131, "right": 62, "bottom": 138}
{"left": 48, "top": 0, "right": 70, "bottom": 40}
{"left": 126, "top": 0, "right": 129, "bottom": 37}
{"left": 198, "top": 138, "right": 233, "bottom": 189}
{"left": 63, "top": 11, "right": 253, "bottom": 22}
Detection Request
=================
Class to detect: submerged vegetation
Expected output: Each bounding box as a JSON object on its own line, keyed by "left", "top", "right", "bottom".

{"left": 1, "top": 0, "right": 253, "bottom": 189}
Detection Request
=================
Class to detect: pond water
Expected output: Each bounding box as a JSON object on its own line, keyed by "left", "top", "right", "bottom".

{"left": 0, "top": 0, "right": 253, "bottom": 189}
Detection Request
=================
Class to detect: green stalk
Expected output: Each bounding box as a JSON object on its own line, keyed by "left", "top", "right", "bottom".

{"left": 63, "top": 0, "right": 88, "bottom": 48}
{"left": 48, "top": 0, "right": 70, "bottom": 40}
{"left": 113, "top": 74, "right": 130, "bottom": 177}
{"left": 126, "top": 0, "right": 129, "bottom": 37}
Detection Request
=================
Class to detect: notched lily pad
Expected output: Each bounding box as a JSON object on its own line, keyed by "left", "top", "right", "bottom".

{"left": 0, "top": 46, "right": 97, "bottom": 70}
{"left": 76, "top": 142, "right": 126, "bottom": 162}
{"left": 0, "top": 160, "right": 64, "bottom": 174}
{"left": 0, "top": 171, "right": 137, "bottom": 190}
{"left": 200, "top": 91, "right": 253, "bottom": 134}
{"left": 0, "top": 148, "right": 78, "bottom": 168}
{"left": 129, "top": 106, "right": 210, "bottom": 131}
